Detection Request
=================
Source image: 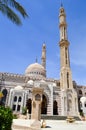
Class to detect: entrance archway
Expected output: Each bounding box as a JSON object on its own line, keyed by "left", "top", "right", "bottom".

{"left": 26, "top": 99, "right": 32, "bottom": 114}
{"left": 53, "top": 100, "right": 58, "bottom": 115}
{"left": 41, "top": 95, "right": 47, "bottom": 114}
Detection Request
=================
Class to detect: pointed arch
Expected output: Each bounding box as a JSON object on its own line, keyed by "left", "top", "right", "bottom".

{"left": 53, "top": 100, "right": 58, "bottom": 115}
{"left": 41, "top": 94, "right": 47, "bottom": 114}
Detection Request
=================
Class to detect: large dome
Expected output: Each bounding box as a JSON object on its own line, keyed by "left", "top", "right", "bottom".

{"left": 25, "top": 63, "right": 46, "bottom": 78}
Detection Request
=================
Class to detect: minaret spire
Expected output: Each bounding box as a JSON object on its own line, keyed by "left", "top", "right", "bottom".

{"left": 59, "top": 5, "right": 68, "bottom": 41}
{"left": 61, "top": 1, "right": 63, "bottom": 7}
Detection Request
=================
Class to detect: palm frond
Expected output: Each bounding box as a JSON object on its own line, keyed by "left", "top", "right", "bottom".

{"left": 0, "top": 2, "right": 22, "bottom": 25}
{"left": 0, "top": 0, "right": 28, "bottom": 18}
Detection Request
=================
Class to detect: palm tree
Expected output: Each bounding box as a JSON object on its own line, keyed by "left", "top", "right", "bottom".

{"left": 0, "top": 0, "right": 28, "bottom": 25}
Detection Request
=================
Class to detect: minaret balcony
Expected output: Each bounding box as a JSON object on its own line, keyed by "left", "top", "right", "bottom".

{"left": 59, "top": 22, "right": 67, "bottom": 28}
{"left": 59, "top": 40, "right": 69, "bottom": 47}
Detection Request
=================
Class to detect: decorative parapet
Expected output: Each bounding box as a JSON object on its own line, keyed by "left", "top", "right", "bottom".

{"left": 0, "top": 72, "right": 30, "bottom": 83}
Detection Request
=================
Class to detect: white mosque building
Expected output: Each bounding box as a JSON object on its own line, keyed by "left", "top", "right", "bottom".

{"left": 0, "top": 5, "right": 86, "bottom": 116}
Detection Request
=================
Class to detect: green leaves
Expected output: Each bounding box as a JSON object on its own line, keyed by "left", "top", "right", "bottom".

{"left": 0, "top": 2, "right": 21, "bottom": 24}
{"left": 0, "top": 0, "right": 28, "bottom": 25}
{"left": 0, "top": 106, "right": 13, "bottom": 130}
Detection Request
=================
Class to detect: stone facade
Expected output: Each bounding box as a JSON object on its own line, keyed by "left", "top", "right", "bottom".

{"left": 0, "top": 6, "right": 85, "bottom": 116}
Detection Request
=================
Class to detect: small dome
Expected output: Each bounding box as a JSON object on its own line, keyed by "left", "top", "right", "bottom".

{"left": 80, "top": 97, "right": 86, "bottom": 103}
{"left": 15, "top": 85, "right": 23, "bottom": 90}
{"left": 53, "top": 83, "right": 56, "bottom": 87}
{"left": 27, "top": 80, "right": 34, "bottom": 85}
{"left": 25, "top": 63, "right": 46, "bottom": 78}
{"left": 40, "top": 79, "right": 46, "bottom": 83}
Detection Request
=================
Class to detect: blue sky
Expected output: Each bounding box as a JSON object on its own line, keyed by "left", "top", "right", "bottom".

{"left": 0, "top": 0, "right": 86, "bottom": 86}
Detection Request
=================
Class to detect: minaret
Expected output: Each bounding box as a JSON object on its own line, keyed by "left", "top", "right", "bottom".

{"left": 41, "top": 43, "right": 46, "bottom": 70}
{"left": 59, "top": 5, "right": 78, "bottom": 116}
{"left": 59, "top": 5, "right": 72, "bottom": 90}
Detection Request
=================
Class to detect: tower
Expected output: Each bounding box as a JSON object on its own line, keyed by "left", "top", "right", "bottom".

{"left": 41, "top": 43, "right": 46, "bottom": 70}
{"left": 59, "top": 5, "right": 78, "bottom": 116}
{"left": 59, "top": 5, "right": 72, "bottom": 90}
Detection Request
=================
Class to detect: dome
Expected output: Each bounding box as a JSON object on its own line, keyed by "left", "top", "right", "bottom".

{"left": 80, "top": 97, "right": 86, "bottom": 103}
{"left": 25, "top": 63, "right": 46, "bottom": 78}
{"left": 53, "top": 83, "right": 56, "bottom": 87}
{"left": 40, "top": 79, "right": 46, "bottom": 83}
{"left": 15, "top": 85, "right": 23, "bottom": 90}
{"left": 27, "top": 80, "right": 34, "bottom": 85}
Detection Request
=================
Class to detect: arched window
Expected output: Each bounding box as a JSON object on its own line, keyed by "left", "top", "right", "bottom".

{"left": 14, "top": 96, "right": 17, "bottom": 102}
{"left": 18, "top": 96, "right": 22, "bottom": 102}
{"left": 17, "top": 105, "right": 20, "bottom": 111}
{"left": 12, "top": 105, "right": 16, "bottom": 111}
{"left": 67, "top": 72, "right": 69, "bottom": 88}
{"left": 64, "top": 27, "right": 65, "bottom": 39}
{"left": 65, "top": 47, "right": 67, "bottom": 64}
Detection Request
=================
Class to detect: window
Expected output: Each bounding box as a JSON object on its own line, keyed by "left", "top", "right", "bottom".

{"left": 64, "top": 27, "right": 65, "bottom": 39}
{"left": 18, "top": 97, "right": 22, "bottom": 102}
{"left": 14, "top": 96, "right": 17, "bottom": 102}
{"left": 84, "top": 103, "right": 86, "bottom": 107}
{"left": 17, "top": 105, "right": 20, "bottom": 111}
{"left": 12, "top": 105, "right": 16, "bottom": 111}
{"left": 67, "top": 72, "right": 69, "bottom": 88}
{"left": 65, "top": 47, "right": 67, "bottom": 64}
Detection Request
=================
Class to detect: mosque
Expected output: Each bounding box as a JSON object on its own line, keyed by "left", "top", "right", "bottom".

{"left": 0, "top": 5, "right": 86, "bottom": 116}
